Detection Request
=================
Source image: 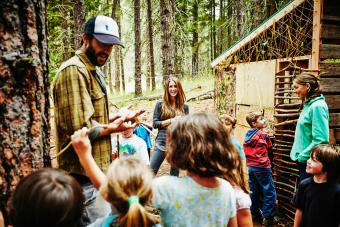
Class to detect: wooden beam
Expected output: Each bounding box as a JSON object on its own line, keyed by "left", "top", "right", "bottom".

{"left": 330, "top": 113, "right": 340, "bottom": 127}
{"left": 334, "top": 128, "right": 340, "bottom": 142}
{"left": 320, "top": 78, "right": 340, "bottom": 93}
{"left": 322, "top": 24, "right": 340, "bottom": 40}
{"left": 311, "top": 0, "right": 322, "bottom": 71}
{"left": 320, "top": 62, "right": 340, "bottom": 77}
{"left": 324, "top": 95, "right": 340, "bottom": 110}
{"left": 322, "top": 15, "right": 340, "bottom": 23}
{"left": 211, "top": 0, "right": 306, "bottom": 68}
{"left": 320, "top": 44, "right": 340, "bottom": 59}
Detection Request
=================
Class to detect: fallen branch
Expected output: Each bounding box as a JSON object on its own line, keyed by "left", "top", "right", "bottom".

{"left": 187, "top": 90, "right": 214, "bottom": 102}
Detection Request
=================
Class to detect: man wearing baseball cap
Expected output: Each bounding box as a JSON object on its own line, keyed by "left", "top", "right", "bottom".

{"left": 52, "top": 15, "right": 141, "bottom": 226}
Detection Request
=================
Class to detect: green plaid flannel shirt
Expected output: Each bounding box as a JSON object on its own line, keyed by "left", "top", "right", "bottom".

{"left": 52, "top": 49, "right": 111, "bottom": 175}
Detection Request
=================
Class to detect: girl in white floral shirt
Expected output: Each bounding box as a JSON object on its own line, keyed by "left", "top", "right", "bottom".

{"left": 152, "top": 113, "right": 239, "bottom": 227}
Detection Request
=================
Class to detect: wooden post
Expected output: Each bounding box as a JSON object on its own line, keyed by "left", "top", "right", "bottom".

{"left": 311, "top": 0, "right": 323, "bottom": 71}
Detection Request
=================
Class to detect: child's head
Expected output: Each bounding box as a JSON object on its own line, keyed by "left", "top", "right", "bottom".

{"left": 308, "top": 144, "right": 340, "bottom": 182}
{"left": 121, "top": 128, "right": 134, "bottom": 138}
{"left": 101, "top": 157, "right": 156, "bottom": 227}
{"left": 220, "top": 114, "right": 237, "bottom": 133}
{"left": 10, "top": 168, "right": 84, "bottom": 227}
{"left": 246, "top": 111, "right": 266, "bottom": 129}
{"left": 166, "top": 112, "right": 239, "bottom": 177}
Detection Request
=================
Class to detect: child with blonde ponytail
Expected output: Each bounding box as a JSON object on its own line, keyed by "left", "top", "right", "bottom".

{"left": 71, "top": 128, "right": 157, "bottom": 227}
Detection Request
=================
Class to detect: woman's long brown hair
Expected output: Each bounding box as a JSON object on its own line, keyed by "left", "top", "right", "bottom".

{"left": 161, "top": 77, "right": 186, "bottom": 119}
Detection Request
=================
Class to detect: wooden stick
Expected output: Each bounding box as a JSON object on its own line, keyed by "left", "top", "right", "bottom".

{"left": 139, "top": 123, "right": 157, "bottom": 137}
{"left": 50, "top": 125, "right": 107, "bottom": 160}
{"left": 274, "top": 119, "right": 298, "bottom": 126}
{"left": 275, "top": 108, "right": 299, "bottom": 113}
{"left": 275, "top": 129, "right": 295, "bottom": 134}
{"left": 274, "top": 96, "right": 300, "bottom": 99}
{"left": 275, "top": 139, "right": 293, "bottom": 145}
{"left": 274, "top": 113, "right": 300, "bottom": 117}
{"left": 275, "top": 90, "right": 295, "bottom": 95}
{"left": 275, "top": 103, "right": 301, "bottom": 108}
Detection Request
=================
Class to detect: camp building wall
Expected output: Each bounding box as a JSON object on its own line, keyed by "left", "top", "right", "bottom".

{"left": 320, "top": 0, "right": 340, "bottom": 144}
{"left": 232, "top": 60, "right": 276, "bottom": 144}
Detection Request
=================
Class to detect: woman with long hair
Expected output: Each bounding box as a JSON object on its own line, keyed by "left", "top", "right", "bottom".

{"left": 290, "top": 72, "right": 329, "bottom": 181}
{"left": 150, "top": 77, "right": 189, "bottom": 176}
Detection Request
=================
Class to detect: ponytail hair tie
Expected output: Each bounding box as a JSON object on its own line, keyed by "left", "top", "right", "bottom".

{"left": 127, "top": 195, "right": 139, "bottom": 206}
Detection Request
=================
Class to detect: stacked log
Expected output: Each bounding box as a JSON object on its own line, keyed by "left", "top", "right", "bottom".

{"left": 273, "top": 65, "right": 302, "bottom": 222}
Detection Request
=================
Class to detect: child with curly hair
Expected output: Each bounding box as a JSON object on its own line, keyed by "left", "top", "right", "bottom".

{"left": 152, "top": 113, "right": 238, "bottom": 227}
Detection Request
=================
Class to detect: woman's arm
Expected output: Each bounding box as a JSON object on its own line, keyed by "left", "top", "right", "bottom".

{"left": 71, "top": 128, "right": 107, "bottom": 189}
{"left": 294, "top": 209, "right": 302, "bottom": 227}
{"left": 153, "top": 101, "right": 172, "bottom": 128}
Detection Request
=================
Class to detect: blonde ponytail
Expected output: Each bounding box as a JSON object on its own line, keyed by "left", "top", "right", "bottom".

{"left": 122, "top": 201, "right": 154, "bottom": 227}
{"left": 100, "top": 157, "right": 157, "bottom": 227}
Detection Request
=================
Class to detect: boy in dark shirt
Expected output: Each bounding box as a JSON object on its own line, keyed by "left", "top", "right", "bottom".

{"left": 243, "top": 112, "right": 278, "bottom": 226}
{"left": 293, "top": 144, "right": 340, "bottom": 227}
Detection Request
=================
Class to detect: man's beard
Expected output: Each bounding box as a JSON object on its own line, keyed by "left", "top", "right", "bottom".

{"left": 85, "top": 42, "right": 108, "bottom": 66}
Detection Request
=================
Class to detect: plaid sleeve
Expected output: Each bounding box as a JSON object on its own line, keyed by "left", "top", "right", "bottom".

{"left": 53, "top": 66, "right": 94, "bottom": 134}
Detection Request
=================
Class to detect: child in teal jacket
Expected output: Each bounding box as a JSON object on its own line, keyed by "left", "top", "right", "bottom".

{"left": 291, "top": 72, "right": 329, "bottom": 181}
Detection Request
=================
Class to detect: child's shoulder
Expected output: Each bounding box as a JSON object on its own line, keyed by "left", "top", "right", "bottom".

{"left": 153, "top": 175, "right": 180, "bottom": 186}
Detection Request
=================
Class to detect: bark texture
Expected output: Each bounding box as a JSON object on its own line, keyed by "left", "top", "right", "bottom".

{"left": 73, "top": 0, "right": 85, "bottom": 50}
{"left": 146, "top": 0, "right": 156, "bottom": 90}
{"left": 0, "top": 0, "right": 50, "bottom": 210}
{"left": 134, "top": 0, "right": 142, "bottom": 96}
{"left": 112, "top": 0, "right": 122, "bottom": 93}
{"left": 160, "top": 0, "right": 176, "bottom": 83}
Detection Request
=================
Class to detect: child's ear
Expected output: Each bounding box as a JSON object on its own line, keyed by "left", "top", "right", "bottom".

{"left": 251, "top": 122, "right": 256, "bottom": 127}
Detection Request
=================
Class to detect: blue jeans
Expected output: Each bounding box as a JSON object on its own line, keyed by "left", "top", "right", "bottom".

{"left": 150, "top": 145, "right": 179, "bottom": 176}
{"left": 248, "top": 167, "right": 276, "bottom": 218}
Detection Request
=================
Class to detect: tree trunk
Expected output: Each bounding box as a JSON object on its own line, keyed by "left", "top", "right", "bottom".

{"left": 0, "top": 0, "right": 50, "bottom": 213}
{"left": 210, "top": 0, "right": 216, "bottom": 61}
{"left": 191, "top": 0, "right": 199, "bottom": 76}
{"left": 121, "top": 48, "right": 125, "bottom": 92}
{"left": 218, "top": 0, "right": 224, "bottom": 55}
{"left": 266, "top": 0, "right": 276, "bottom": 18}
{"left": 134, "top": 0, "right": 142, "bottom": 96}
{"left": 61, "top": 0, "right": 71, "bottom": 61}
{"left": 236, "top": 0, "right": 243, "bottom": 38}
{"left": 73, "top": 0, "right": 85, "bottom": 50}
{"left": 227, "top": 0, "right": 232, "bottom": 47}
{"left": 112, "top": 0, "right": 121, "bottom": 93}
{"left": 146, "top": 0, "right": 156, "bottom": 90}
{"left": 160, "top": 0, "right": 176, "bottom": 83}
{"left": 255, "top": 0, "right": 262, "bottom": 26}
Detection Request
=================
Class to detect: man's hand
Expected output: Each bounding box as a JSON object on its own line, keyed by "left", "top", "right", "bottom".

{"left": 110, "top": 104, "right": 145, "bottom": 123}
{"left": 71, "top": 127, "right": 92, "bottom": 158}
{"left": 108, "top": 117, "right": 137, "bottom": 133}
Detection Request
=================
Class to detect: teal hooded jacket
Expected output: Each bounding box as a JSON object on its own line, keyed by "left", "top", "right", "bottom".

{"left": 290, "top": 95, "right": 329, "bottom": 163}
